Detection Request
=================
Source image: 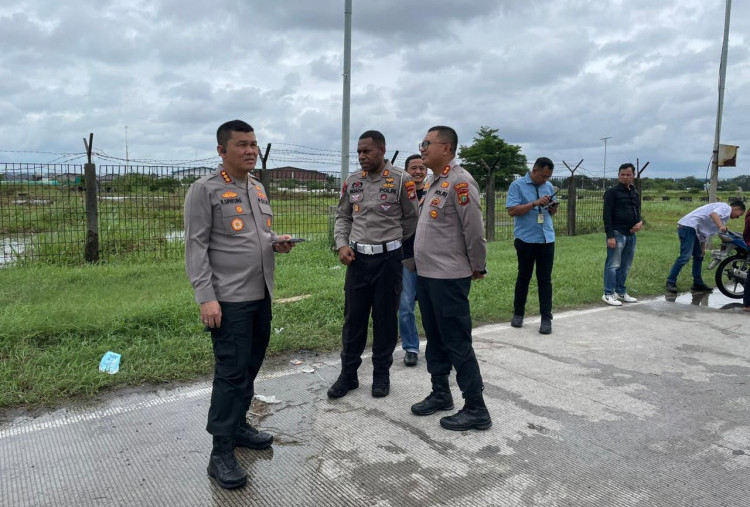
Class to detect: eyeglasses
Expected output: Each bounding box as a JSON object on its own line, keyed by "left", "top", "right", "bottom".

{"left": 419, "top": 140, "right": 449, "bottom": 150}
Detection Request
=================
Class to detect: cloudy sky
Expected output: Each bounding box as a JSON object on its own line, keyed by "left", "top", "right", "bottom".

{"left": 1, "top": 0, "right": 749, "bottom": 179}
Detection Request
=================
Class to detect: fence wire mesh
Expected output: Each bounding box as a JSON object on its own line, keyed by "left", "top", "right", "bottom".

{"left": 0, "top": 163, "right": 657, "bottom": 266}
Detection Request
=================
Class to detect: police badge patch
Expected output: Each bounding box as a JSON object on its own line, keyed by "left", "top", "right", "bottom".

{"left": 405, "top": 180, "right": 417, "bottom": 200}
{"left": 455, "top": 182, "right": 470, "bottom": 206}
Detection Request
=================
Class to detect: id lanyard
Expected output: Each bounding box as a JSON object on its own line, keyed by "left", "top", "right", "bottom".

{"left": 535, "top": 185, "right": 544, "bottom": 224}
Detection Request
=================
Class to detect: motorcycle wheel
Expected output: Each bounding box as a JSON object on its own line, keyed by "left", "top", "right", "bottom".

{"left": 714, "top": 254, "right": 748, "bottom": 299}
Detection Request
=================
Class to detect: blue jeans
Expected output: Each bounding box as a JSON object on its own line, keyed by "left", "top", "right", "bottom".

{"left": 603, "top": 231, "right": 636, "bottom": 295}
{"left": 398, "top": 267, "right": 419, "bottom": 352}
{"left": 667, "top": 226, "right": 705, "bottom": 285}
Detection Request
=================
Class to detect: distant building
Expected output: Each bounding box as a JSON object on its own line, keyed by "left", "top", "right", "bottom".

{"left": 261, "top": 166, "right": 329, "bottom": 183}
{"left": 172, "top": 167, "right": 214, "bottom": 180}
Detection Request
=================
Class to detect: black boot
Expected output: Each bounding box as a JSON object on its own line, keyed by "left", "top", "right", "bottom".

{"left": 233, "top": 421, "right": 273, "bottom": 450}
{"left": 411, "top": 375, "right": 454, "bottom": 416}
{"left": 207, "top": 436, "right": 247, "bottom": 489}
{"left": 440, "top": 392, "right": 492, "bottom": 431}
{"left": 327, "top": 372, "right": 359, "bottom": 399}
{"left": 372, "top": 373, "right": 390, "bottom": 397}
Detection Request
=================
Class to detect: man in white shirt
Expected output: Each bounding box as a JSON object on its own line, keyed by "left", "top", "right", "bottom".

{"left": 665, "top": 199, "right": 745, "bottom": 293}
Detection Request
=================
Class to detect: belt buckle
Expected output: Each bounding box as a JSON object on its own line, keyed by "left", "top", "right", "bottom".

{"left": 363, "top": 244, "right": 373, "bottom": 255}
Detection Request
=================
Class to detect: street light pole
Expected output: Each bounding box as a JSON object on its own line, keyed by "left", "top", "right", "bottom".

{"left": 709, "top": 0, "right": 732, "bottom": 202}
{"left": 601, "top": 136, "right": 612, "bottom": 190}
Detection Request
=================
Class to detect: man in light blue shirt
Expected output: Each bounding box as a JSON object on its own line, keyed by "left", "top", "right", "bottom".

{"left": 506, "top": 157, "right": 558, "bottom": 334}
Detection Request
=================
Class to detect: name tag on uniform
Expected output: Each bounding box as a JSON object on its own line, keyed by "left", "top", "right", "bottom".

{"left": 537, "top": 211, "right": 544, "bottom": 224}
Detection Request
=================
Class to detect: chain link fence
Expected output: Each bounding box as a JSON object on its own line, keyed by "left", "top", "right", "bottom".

{"left": 0, "top": 163, "right": 669, "bottom": 266}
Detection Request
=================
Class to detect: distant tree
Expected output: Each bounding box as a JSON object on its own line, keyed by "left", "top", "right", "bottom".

{"left": 458, "top": 126, "right": 527, "bottom": 189}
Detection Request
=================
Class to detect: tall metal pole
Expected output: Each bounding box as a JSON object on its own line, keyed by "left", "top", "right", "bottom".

{"left": 601, "top": 136, "right": 611, "bottom": 190}
{"left": 125, "top": 125, "right": 129, "bottom": 169}
{"left": 340, "top": 0, "right": 352, "bottom": 188}
{"left": 709, "top": 0, "right": 732, "bottom": 202}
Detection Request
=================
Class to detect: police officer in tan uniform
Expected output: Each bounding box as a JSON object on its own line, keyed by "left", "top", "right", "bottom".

{"left": 410, "top": 125, "right": 491, "bottom": 431}
{"left": 184, "top": 120, "right": 296, "bottom": 489}
{"left": 328, "top": 130, "right": 420, "bottom": 399}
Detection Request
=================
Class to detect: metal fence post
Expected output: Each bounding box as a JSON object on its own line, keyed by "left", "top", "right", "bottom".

{"left": 83, "top": 134, "right": 99, "bottom": 262}
{"left": 485, "top": 172, "right": 496, "bottom": 242}
{"left": 562, "top": 160, "right": 583, "bottom": 237}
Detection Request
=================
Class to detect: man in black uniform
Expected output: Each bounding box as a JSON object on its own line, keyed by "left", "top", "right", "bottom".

{"left": 329, "top": 130, "right": 419, "bottom": 399}
{"left": 184, "top": 120, "right": 296, "bottom": 489}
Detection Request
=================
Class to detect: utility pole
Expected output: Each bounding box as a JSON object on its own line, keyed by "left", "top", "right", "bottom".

{"left": 709, "top": 0, "right": 732, "bottom": 202}
{"left": 340, "top": 0, "right": 352, "bottom": 188}
{"left": 125, "top": 125, "right": 129, "bottom": 169}
{"left": 601, "top": 136, "right": 612, "bottom": 191}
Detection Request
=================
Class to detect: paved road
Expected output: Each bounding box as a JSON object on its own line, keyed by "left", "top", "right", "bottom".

{"left": 1, "top": 298, "right": 749, "bottom": 506}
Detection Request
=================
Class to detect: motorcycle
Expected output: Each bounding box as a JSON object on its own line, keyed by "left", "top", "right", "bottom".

{"left": 710, "top": 230, "right": 749, "bottom": 299}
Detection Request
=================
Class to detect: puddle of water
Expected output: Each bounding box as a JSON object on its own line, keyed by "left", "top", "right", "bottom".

{"left": 165, "top": 230, "right": 184, "bottom": 242}
{"left": 661, "top": 290, "right": 745, "bottom": 310}
{"left": 1, "top": 238, "right": 27, "bottom": 267}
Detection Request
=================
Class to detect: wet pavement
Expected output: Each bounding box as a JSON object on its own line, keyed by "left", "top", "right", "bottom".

{"left": 1, "top": 296, "right": 749, "bottom": 506}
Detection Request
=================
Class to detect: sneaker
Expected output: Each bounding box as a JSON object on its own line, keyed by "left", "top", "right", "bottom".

{"left": 690, "top": 282, "right": 713, "bottom": 293}
{"left": 602, "top": 294, "right": 623, "bottom": 306}
{"left": 617, "top": 293, "right": 637, "bottom": 303}
{"left": 665, "top": 282, "right": 678, "bottom": 293}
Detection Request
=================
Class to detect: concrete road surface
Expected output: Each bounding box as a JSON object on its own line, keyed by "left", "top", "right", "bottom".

{"left": 1, "top": 297, "right": 749, "bottom": 506}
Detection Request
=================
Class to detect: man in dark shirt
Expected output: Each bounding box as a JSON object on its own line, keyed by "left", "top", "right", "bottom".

{"left": 602, "top": 163, "right": 643, "bottom": 306}
{"left": 399, "top": 154, "right": 428, "bottom": 366}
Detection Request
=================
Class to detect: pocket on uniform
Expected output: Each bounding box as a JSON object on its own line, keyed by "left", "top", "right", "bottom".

{"left": 219, "top": 202, "right": 250, "bottom": 234}
{"left": 258, "top": 202, "right": 273, "bottom": 217}
{"left": 212, "top": 331, "right": 238, "bottom": 372}
{"left": 375, "top": 196, "right": 400, "bottom": 216}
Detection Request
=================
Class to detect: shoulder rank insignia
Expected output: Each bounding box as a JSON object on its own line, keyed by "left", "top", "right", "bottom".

{"left": 361, "top": 171, "right": 367, "bottom": 178}
{"left": 405, "top": 180, "right": 417, "bottom": 200}
{"left": 383, "top": 169, "right": 390, "bottom": 177}
{"left": 221, "top": 170, "right": 232, "bottom": 183}
{"left": 441, "top": 165, "right": 451, "bottom": 176}
{"left": 455, "top": 182, "right": 470, "bottom": 206}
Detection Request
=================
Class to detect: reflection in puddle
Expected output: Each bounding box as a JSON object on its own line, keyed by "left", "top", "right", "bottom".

{"left": 662, "top": 290, "right": 744, "bottom": 310}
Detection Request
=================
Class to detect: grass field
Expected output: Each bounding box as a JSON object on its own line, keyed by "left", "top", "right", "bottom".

{"left": 0, "top": 191, "right": 747, "bottom": 409}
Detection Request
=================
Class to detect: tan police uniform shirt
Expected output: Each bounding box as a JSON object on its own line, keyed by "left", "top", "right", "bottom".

{"left": 414, "top": 159, "right": 487, "bottom": 278}
{"left": 184, "top": 165, "right": 278, "bottom": 304}
{"left": 334, "top": 161, "right": 419, "bottom": 249}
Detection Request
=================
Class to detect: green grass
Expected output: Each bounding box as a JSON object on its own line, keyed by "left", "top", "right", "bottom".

{"left": 1, "top": 200, "right": 747, "bottom": 410}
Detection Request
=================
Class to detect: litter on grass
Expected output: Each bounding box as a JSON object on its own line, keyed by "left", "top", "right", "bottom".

{"left": 99, "top": 351, "right": 121, "bottom": 375}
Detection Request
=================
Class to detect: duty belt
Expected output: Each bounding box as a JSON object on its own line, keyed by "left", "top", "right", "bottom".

{"left": 350, "top": 240, "right": 402, "bottom": 255}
